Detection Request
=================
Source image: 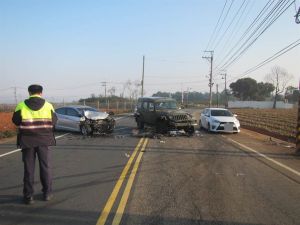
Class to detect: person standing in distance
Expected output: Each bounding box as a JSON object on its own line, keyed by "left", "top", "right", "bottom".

{"left": 12, "top": 84, "right": 57, "bottom": 205}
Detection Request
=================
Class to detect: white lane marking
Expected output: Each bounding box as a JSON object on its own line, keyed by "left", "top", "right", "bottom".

{"left": 226, "top": 137, "right": 300, "bottom": 177}
{"left": 0, "top": 133, "right": 69, "bottom": 158}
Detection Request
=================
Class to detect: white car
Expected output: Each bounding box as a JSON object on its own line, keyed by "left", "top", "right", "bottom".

{"left": 199, "top": 108, "right": 240, "bottom": 133}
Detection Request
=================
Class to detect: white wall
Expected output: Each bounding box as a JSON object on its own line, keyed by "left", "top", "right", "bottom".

{"left": 228, "top": 101, "right": 294, "bottom": 109}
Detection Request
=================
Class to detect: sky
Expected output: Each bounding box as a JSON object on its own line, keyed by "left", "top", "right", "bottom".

{"left": 1, "top": 0, "right": 300, "bottom": 103}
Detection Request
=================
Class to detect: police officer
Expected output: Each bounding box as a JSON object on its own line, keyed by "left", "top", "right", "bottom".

{"left": 12, "top": 84, "right": 57, "bottom": 205}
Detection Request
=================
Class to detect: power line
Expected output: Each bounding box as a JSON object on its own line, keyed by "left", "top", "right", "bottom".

{"left": 209, "top": 0, "right": 235, "bottom": 50}
{"left": 212, "top": 0, "right": 247, "bottom": 51}
{"left": 215, "top": 0, "right": 275, "bottom": 68}
{"left": 205, "top": 0, "right": 228, "bottom": 51}
{"left": 214, "top": 0, "right": 254, "bottom": 63}
{"left": 219, "top": 0, "right": 294, "bottom": 70}
{"left": 228, "top": 37, "right": 300, "bottom": 82}
{"left": 219, "top": 0, "right": 286, "bottom": 69}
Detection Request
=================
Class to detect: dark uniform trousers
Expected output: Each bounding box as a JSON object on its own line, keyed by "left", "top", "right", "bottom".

{"left": 22, "top": 146, "right": 52, "bottom": 198}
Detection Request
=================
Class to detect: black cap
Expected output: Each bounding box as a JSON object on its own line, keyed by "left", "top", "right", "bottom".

{"left": 28, "top": 84, "right": 43, "bottom": 94}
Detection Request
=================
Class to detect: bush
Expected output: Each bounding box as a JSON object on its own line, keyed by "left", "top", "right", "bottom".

{"left": 0, "top": 130, "right": 17, "bottom": 139}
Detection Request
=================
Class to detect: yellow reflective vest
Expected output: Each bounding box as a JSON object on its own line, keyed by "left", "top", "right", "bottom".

{"left": 15, "top": 96, "right": 54, "bottom": 132}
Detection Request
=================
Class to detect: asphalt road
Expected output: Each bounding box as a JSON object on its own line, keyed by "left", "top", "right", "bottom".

{"left": 0, "top": 114, "right": 299, "bottom": 225}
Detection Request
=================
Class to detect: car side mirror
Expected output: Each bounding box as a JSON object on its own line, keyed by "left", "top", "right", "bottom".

{"left": 233, "top": 114, "right": 237, "bottom": 117}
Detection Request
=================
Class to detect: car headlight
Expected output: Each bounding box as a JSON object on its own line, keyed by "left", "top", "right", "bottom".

{"left": 211, "top": 119, "right": 220, "bottom": 124}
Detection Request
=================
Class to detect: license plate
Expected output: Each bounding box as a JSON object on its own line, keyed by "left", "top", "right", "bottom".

{"left": 224, "top": 123, "right": 233, "bottom": 131}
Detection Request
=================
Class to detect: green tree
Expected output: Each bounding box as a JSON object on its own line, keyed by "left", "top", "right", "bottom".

{"left": 256, "top": 82, "right": 275, "bottom": 100}
{"left": 229, "top": 78, "right": 258, "bottom": 100}
{"left": 285, "top": 86, "right": 299, "bottom": 103}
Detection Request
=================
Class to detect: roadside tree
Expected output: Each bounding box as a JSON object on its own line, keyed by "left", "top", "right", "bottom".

{"left": 264, "top": 66, "right": 294, "bottom": 108}
{"left": 229, "top": 78, "right": 258, "bottom": 100}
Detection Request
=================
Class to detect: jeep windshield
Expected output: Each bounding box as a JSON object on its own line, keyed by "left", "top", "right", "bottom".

{"left": 155, "top": 101, "right": 177, "bottom": 110}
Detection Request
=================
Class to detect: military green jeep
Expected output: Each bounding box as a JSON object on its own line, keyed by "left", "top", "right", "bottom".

{"left": 134, "top": 97, "right": 197, "bottom": 134}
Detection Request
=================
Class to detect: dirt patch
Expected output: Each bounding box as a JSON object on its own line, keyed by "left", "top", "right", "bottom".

{"left": 0, "top": 112, "right": 17, "bottom": 138}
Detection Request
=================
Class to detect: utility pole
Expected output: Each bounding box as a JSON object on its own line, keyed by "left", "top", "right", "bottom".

{"left": 296, "top": 13, "right": 300, "bottom": 154}
{"left": 101, "top": 82, "right": 107, "bottom": 99}
{"left": 141, "top": 55, "right": 145, "bottom": 97}
{"left": 186, "top": 87, "right": 191, "bottom": 107}
{"left": 216, "top": 84, "right": 219, "bottom": 108}
{"left": 202, "top": 51, "right": 214, "bottom": 107}
{"left": 13, "top": 87, "right": 17, "bottom": 104}
{"left": 221, "top": 72, "right": 228, "bottom": 108}
{"left": 181, "top": 83, "right": 184, "bottom": 105}
{"left": 101, "top": 81, "right": 107, "bottom": 108}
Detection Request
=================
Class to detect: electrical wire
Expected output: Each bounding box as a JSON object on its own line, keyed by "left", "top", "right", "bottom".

{"left": 219, "top": 0, "right": 286, "bottom": 69}
{"left": 215, "top": 0, "right": 275, "bottom": 68}
{"left": 209, "top": 0, "right": 235, "bottom": 50}
{"left": 205, "top": 0, "right": 228, "bottom": 51}
{"left": 212, "top": 0, "right": 247, "bottom": 51}
{"left": 214, "top": 0, "right": 254, "bottom": 62}
{"left": 228, "top": 37, "right": 300, "bottom": 82}
{"left": 219, "top": 0, "right": 294, "bottom": 70}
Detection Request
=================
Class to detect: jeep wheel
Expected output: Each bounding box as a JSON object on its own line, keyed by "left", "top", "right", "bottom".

{"left": 185, "top": 126, "right": 195, "bottom": 135}
{"left": 156, "top": 120, "right": 169, "bottom": 134}
{"left": 137, "top": 118, "right": 144, "bottom": 129}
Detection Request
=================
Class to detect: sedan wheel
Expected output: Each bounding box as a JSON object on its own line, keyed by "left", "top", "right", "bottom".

{"left": 207, "top": 122, "right": 211, "bottom": 132}
{"left": 80, "top": 124, "right": 91, "bottom": 135}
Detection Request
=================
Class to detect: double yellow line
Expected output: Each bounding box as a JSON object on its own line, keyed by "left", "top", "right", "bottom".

{"left": 96, "top": 138, "right": 149, "bottom": 225}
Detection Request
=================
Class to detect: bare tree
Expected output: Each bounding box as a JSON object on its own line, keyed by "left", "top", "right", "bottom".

{"left": 121, "top": 80, "right": 132, "bottom": 99}
{"left": 132, "top": 80, "right": 141, "bottom": 100}
{"left": 265, "top": 66, "right": 293, "bottom": 108}
{"left": 107, "top": 86, "right": 116, "bottom": 97}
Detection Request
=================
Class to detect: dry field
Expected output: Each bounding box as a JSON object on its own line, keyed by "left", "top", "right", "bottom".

{"left": 231, "top": 108, "right": 297, "bottom": 142}
{"left": 0, "top": 112, "right": 15, "bottom": 131}
{"left": 0, "top": 112, "right": 16, "bottom": 138}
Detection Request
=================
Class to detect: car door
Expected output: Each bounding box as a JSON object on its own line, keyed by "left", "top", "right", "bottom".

{"left": 55, "top": 107, "right": 68, "bottom": 130}
{"left": 200, "top": 109, "right": 206, "bottom": 129}
{"left": 145, "top": 102, "right": 156, "bottom": 125}
{"left": 202, "top": 109, "right": 211, "bottom": 129}
{"left": 65, "top": 108, "right": 82, "bottom": 131}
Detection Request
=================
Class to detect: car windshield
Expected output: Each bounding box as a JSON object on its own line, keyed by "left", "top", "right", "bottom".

{"left": 77, "top": 107, "right": 98, "bottom": 115}
{"left": 155, "top": 101, "right": 177, "bottom": 109}
{"left": 211, "top": 110, "right": 233, "bottom": 117}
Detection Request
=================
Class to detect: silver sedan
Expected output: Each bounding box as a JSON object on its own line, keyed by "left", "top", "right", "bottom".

{"left": 55, "top": 105, "right": 115, "bottom": 135}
